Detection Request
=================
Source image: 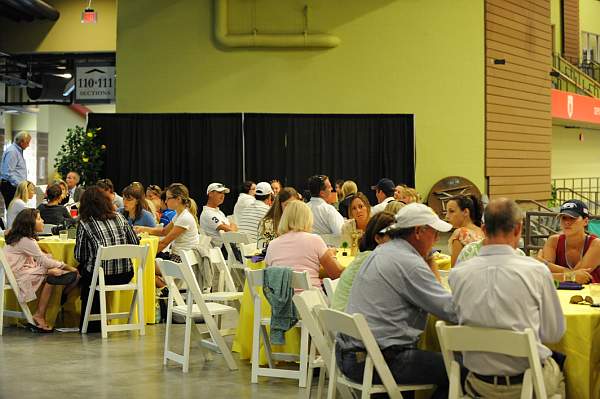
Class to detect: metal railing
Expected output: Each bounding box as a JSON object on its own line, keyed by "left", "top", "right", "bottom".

{"left": 521, "top": 210, "right": 600, "bottom": 256}
{"left": 552, "top": 177, "right": 600, "bottom": 193}
{"left": 580, "top": 60, "right": 600, "bottom": 83}
{"left": 555, "top": 188, "right": 600, "bottom": 216}
{"left": 552, "top": 53, "right": 600, "bottom": 98}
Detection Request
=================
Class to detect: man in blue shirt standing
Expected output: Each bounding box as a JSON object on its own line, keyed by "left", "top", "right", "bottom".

{"left": 0, "top": 131, "right": 31, "bottom": 209}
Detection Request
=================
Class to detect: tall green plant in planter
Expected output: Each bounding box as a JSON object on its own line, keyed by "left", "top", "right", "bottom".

{"left": 54, "top": 125, "right": 106, "bottom": 185}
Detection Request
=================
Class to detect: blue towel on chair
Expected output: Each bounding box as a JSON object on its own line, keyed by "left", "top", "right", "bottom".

{"left": 263, "top": 267, "right": 298, "bottom": 345}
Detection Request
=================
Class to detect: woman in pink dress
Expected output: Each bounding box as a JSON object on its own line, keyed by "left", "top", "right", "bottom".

{"left": 4, "top": 209, "right": 78, "bottom": 332}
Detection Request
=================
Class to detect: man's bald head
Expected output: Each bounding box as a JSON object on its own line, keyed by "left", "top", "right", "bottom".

{"left": 483, "top": 198, "right": 523, "bottom": 238}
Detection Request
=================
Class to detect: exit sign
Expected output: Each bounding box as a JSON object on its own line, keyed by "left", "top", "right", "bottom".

{"left": 81, "top": 8, "right": 97, "bottom": 24}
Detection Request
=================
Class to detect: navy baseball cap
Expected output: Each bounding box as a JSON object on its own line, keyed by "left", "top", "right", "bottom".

{"left": 559, "top": 199, "right": 589, "bottom": 218}
{"left": 371, "top": 178, "right": 395, "bottom": 195}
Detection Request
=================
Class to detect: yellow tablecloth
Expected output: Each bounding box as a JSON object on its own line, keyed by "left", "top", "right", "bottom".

{"left": 233, "top": 252, "right": 355, "bottom": 364}
{"left": 546, "top": 288, "right": 600, "bottom": 399}
{"left": 1, "top": 235, "right": 159, "bottom": 327}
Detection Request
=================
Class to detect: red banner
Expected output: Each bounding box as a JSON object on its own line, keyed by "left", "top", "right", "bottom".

{"left": 552, "top": 89, "right": 600, "bottom": 124}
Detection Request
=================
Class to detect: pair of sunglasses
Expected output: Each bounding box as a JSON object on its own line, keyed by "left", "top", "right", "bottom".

{"left": 569, "top": 295, "right": 594, "bottom": 305}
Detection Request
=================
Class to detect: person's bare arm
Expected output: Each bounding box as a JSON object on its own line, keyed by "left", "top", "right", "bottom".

{"left": 320, "top": 249, "right": 343, "bottom": 280}
{"left": 157, "top": 225, "right": 186, "bottom": 253}
{"left": 538, "top": 235, "right": 570, "bottom": 273}
{"left": 450, "top": 239, "right": 464, "bottom": 267}
{"left": 217, "top": 222, "right": 238, "bottom": 232}
{"left": 135, "top": 222, "right": 172, "bottom": 237}
{"left": 574, "top": 239, "right": 600, "bottom": 271}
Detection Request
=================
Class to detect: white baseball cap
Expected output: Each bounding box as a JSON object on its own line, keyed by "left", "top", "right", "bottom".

{"left": 255, "top": 182, "right": 273, "bottom": 196}
{"left": 380, "top": 203, "right": 452, "bottom": 233}
{"left": 206, "top": 183, "right": 230, "bottom": 194}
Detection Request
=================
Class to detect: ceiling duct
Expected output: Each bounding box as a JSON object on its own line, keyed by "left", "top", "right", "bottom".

{"left": 0, "top": 0, "right": 59, "bottom": 22}
{"left": 26, "top": 74, "right": 69, "bottom": 100}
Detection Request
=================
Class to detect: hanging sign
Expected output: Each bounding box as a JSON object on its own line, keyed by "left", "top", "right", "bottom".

{"left": 552, "top": 89, "right": 600, "bottom": 124}
{"left": 75, "top": 65, "right": 115, "bottom": 103}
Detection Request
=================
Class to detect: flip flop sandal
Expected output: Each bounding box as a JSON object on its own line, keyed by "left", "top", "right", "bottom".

{"left": 26, "top": 322, "right": 54, "bottom": 334}
{"left": 47, "top": 271, "right": 77, "bottom": 286}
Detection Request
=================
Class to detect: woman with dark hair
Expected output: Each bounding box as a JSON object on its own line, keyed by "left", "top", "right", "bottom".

{"left": 445, "top": 194, "right": 484, "bottom": 266}
{"left": 37, "top": 183, "right": 73, "bottom": 226}
{"left": 538, "top": 199, "right": 598, "bottom": 283}
{"left": 331, "top": 212, "right": 396, "bottom": 311}
{"left": 75, "top": 186, "right": 140, "bottom": 332}
{"left": 119, "top": 184, "right": 156, "bottom": 227}
{"left": 4, "top": 209, "right": 78, "bottom": 331}
{"left": 257, "top": 186, "right": 300, "bottom": 248}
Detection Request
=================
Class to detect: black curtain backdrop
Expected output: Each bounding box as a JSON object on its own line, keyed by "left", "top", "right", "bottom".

{"left": 87, "top": 113, "right": 243, "bottom": 214}
{"left": 244, "top": 114, "right": 414, "bottom": 206}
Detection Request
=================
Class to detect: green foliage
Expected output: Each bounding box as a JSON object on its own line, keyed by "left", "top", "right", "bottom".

{"left": 548, "top": 183, "right": 558, "bottom": 208}
{"left": 53, "top": 125, "right": 106, "bottom": 186}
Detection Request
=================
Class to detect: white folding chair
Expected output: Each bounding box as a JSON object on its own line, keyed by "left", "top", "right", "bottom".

{"left": 435, "top": 321, "right": 560, "bottom": 399}
{"left": 157, "top": 258, "right": 238, "bottom": 372}
{"left": 81, "top": 244, "right": 149, "bottom": 339}
{"left": 293, "top": 290, "right": 353, "bottom": 399}
{"left": 41, "top": 224, "right": 56, "bottom": 236}
{"left": 0, "top": 248, "right": 34, "bottom": 334}
{"left": 221, "top": 231, "right": 253, "bottom": 288}
{"left": 246, "top": 267, "right": 311, "bottom": 387}
{"left": 180, "top": 248, "right": 243, "bottom": 303}
{"left": 318, "top": 308, "right": 435, "bottom": 399}
{"left": 322, "top": 278, "right": 339, "bottom": 303}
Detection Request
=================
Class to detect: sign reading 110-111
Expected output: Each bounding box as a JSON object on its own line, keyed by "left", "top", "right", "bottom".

{"left": 75, "top": 65, "right": 115, "bottom": 103}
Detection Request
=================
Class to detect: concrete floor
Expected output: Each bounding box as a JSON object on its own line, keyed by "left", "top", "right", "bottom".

{"left": 0, "top": 235, "right": 452, "bottom": 399}
{"left": 0, "top": 324, "right": 309, "bottom": 399}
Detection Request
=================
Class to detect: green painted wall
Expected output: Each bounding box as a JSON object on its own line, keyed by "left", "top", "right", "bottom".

{"left": 116, "top": 0, "right": 485, "bottom": 197}
{"left": 580, "top": 0, "right": 600, "bottom": 34}
{"left": 0, "top": 0, "right": 116, "bottom": 52}
{"left": 552, "top": 125, "right": 600, "bottom": 178}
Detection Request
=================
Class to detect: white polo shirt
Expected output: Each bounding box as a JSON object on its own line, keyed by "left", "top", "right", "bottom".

{"left": 199, "top": 205, "right": 229, "bottom": 247}
{"left": 307, "top": 197, "right": 344, "bottom": 236}
{"left": 371, "top": 196, "right": 395, "bottom": 215}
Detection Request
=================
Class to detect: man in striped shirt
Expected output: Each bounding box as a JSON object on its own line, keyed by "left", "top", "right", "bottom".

{"left": 238, "top": 182, "right": 273, "bottom": 243}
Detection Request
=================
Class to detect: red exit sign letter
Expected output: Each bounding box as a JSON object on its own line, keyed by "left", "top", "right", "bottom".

{"left": 81, "top": 8, "right": 97, "bottom": 24}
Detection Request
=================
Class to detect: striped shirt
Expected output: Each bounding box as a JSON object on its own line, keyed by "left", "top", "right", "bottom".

{"left": 238, "top": 200, "right": 270, "bottom": 243}
{"left": 74, "top": 213, "right": 140, "bottom": 274}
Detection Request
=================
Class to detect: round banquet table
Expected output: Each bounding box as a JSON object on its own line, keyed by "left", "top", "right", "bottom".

{"left": 1, "top": 235, "right": 159, "bottom": 328}
{"left": 232, "top": 251, "right": 355, "bottom": 364}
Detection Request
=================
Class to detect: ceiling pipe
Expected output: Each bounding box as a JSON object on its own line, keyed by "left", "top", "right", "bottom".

{"left": 0, "top": 0, "right": 59, "bottom": 21}
{"left": 214, "top": 0, "right": 340, "bottom": 49}
{"left": 19, "top": 0, "right": 59, "bottom": 21}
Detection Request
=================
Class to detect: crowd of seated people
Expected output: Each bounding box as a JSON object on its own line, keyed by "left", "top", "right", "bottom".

{"left": 4, "top": 169, "right": 599, "bottom": 398}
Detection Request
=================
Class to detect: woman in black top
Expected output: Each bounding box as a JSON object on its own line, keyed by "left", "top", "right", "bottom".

{"left": 37, "top": 183, "right": 73, "bottom": 226}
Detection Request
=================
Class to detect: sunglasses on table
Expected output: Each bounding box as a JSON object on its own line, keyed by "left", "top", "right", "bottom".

{"left": 569, "top": 295, "right": 594, "bottom": 305}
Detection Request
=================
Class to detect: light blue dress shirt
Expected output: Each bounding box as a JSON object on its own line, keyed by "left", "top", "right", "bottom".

{"left": 0, "top": 143, "right": 27, "bottom": 187}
